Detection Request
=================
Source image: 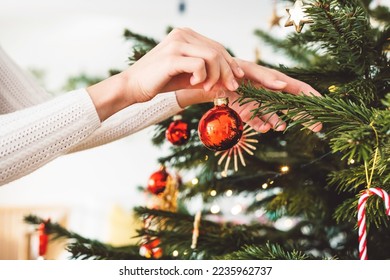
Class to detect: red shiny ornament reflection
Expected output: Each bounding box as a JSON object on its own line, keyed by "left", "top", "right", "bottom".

{"left": 166, "top": 115, "right": 190, "bottom": 146}
{"left": 147, "top": 166, "right": 170, "bottom": 195}
{"left": 198, "top": 97, "right": 243, "bottom": 151}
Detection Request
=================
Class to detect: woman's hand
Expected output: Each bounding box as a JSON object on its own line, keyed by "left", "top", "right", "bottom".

{"left": 87, "top": 27, "right": 244, "bottom": 121}
{"left": 123, "top": 27, "right": 244, "bottom": 103}
{"left": 230, "top": 58, "right": 322, "bottom": 133}
{"left": 176, "top": 59, "right": 322, "bottom": 133}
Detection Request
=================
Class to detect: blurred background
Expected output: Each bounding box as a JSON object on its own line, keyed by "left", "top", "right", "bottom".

{"left": 0, "top": 0, "right": 292, "bottom": 259}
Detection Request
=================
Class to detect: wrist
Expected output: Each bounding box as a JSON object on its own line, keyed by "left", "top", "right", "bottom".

{"left": 175, "top": 89, "right": 214, "bottom": 108}
{"left": 87, "top": 72, "right": 135, "bottom": 122}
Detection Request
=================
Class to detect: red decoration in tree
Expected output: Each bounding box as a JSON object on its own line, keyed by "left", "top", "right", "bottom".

{"left": 38, "top": 221, "right": 49, "bottom": 257}
{"left": 358, "top": 187, "right": 390, "bottom": 260}
{"left": 166, "top": 115, "right": 190, "bottom": 146}
{"left": 139, "top": 238, "right": 163, "bottom": 259}
{"left": 198, "top": 97, "right": 243, "bottom": 151}
{"left": 147, "top": 166, "right": 171, "bottom": 195}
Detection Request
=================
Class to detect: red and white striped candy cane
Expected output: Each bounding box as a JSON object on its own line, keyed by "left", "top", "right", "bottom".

{"left": 357, "top": 187, "right": 390, "bottom": 260}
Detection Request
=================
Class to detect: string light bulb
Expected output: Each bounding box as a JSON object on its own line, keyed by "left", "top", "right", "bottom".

{"left": 280, "top": 165, "right": 290, "bottom": 173}
{"left": 210, "top": 204, "right": 220, "bottom": 214}
{"left": 231, "top": 204, "right": 243, "bottom": 215}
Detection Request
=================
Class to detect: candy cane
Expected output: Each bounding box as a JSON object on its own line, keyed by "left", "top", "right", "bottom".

{"left": 191, "top": 211, "right": 202, "bottom": 249}
{"left": 357, "top": 187, "right": 390, "bottom": 260}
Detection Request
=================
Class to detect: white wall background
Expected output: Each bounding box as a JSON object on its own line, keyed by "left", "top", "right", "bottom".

{"left": 0, "top": 0, "right": 292, "bottom": 242}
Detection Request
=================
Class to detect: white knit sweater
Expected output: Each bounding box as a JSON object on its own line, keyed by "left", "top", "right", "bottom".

{"left": 0, "top": 46, "right": 182, "bottom": 186}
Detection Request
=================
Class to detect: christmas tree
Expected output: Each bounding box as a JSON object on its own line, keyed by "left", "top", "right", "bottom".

{"left": 26, "top": 0, "right": 389, "bottom": 260}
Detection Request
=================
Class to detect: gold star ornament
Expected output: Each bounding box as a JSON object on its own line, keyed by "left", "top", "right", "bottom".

{"left": 284, "top": 0, "right": 313, "bottom": 33}
{"left": 269, "top": 6, "right": 283, "bottom": 28}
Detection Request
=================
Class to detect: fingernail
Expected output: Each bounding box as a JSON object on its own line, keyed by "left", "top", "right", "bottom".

{"left": 311, "top": 122, "right": 323, "bottom": 132}
{"left": 237, "top": 67, "right": 245, "bottom": 77}
{"left": 231, "top": 79, "right": 239, "bottom": 90}
{"left": 274, "top": 80, "right": 287, "bottom": 89}
{"left": 275, "top": 125, "right": 285, "bottom": 131}
{"left": 190, "top": 75, "right": 199, "bottom": 85}
{"left": 258, "top": 123, "right": 271, "bottom": 133}
{"left": 203, "top": 83, "right": 211, "bottom": 92}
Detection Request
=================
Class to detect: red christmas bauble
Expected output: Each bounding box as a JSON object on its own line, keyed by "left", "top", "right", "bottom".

{"left": 147, "top": 166, "right": 170, "bottom": 195}
{"left": 139, "top": 238, "right": 163, "bottom": 259}
{"left": 166, "top": 115, "right": 190, "bottom": 145}
{"left": 38, "top": 222, "right": 48, "bottom": 257}
{"left": 198, "top": 97, "right": 243, "bottom": 151}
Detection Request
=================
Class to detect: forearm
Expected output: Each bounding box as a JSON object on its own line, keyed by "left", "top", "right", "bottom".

{"left": 69, "top": 91, "right": 183, "bottom": 152}
{"left": 175, "top": 88, "right": 214, "bottom": 108}
{"left": 86, "top": 72, "right": 136, "bottom": 122}
{"left": 0, "top": 89, "right": 101, "bottom": 186}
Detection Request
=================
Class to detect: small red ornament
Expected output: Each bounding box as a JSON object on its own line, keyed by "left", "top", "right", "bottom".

{"left": 147, "top": 166, "right": 171, "bottom": 195}
{"left": 38, "top": 221, "right": 49, "bottom": 257}
{"left": 166, "top": 115, "right": 190, "bottom": 146}
{"left": 139, "top": 238, "right": 163, "bottom": 259}
{"left": 198, "top": 97, "right": 243, "bottom": 151}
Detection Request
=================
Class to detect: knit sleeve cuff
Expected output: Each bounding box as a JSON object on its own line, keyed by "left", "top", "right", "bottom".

{"left": 70, "top": 91, "right": 183, "bottom": 152}
{"left": 0, "top": 88, "right": 101, "bottom": 186}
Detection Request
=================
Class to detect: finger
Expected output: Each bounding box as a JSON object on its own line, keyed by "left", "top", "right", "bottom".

{"left": 228, "top": 96, "right": 272, "bottom": 133}
{"left": 282, "top": 79, "right": 322, "bottom": 97}
{"left": 173, "top": 42, "right": 238, "bottom": 92}
{"left": 299, "top": 117, "right": 323, "bottom": 132}
{"left": 165, "top": 42, "right": 214, "bottom": 85}
{"left": 307, "top": 121, "right": 323, "bottom": 132}
{"left": 281, "top": 109, "right": 322, "bottom": 132}
{"left": 239, "top": 108, "right": 271, "bottom": 133}
{"left": 236, "top": 100, "right": 286, "bottom": 132}
{"left": 192, "top": 32, "right": 245, "bottom": 78}
{"left": 247, "top": 119, "right": 272, "bottom": 133}
{"left": 167, "top": 56, "right": 207, "bottom": 86}
{"left": 237, "top": 60, "right": 322, "bottom": 97}
{"left": 260, "top": 112, "right": 286, "bottom": 131}
{"left": 270, "top": 71, "right": 322, "bottom": 97}
{"left": 215, "top": 58, "right": 240, "bottom": 92}
{"left": 188, "top": 30, "right": 245, "bottom": 79}
{"left": 201, "top": 50, "right": 222, "bottom": 91}
{"left": 173, "top": 28, "right": 245, "bottom": 79}
{"left": 236, "top": 60, "right": 322, "bottom": 132}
